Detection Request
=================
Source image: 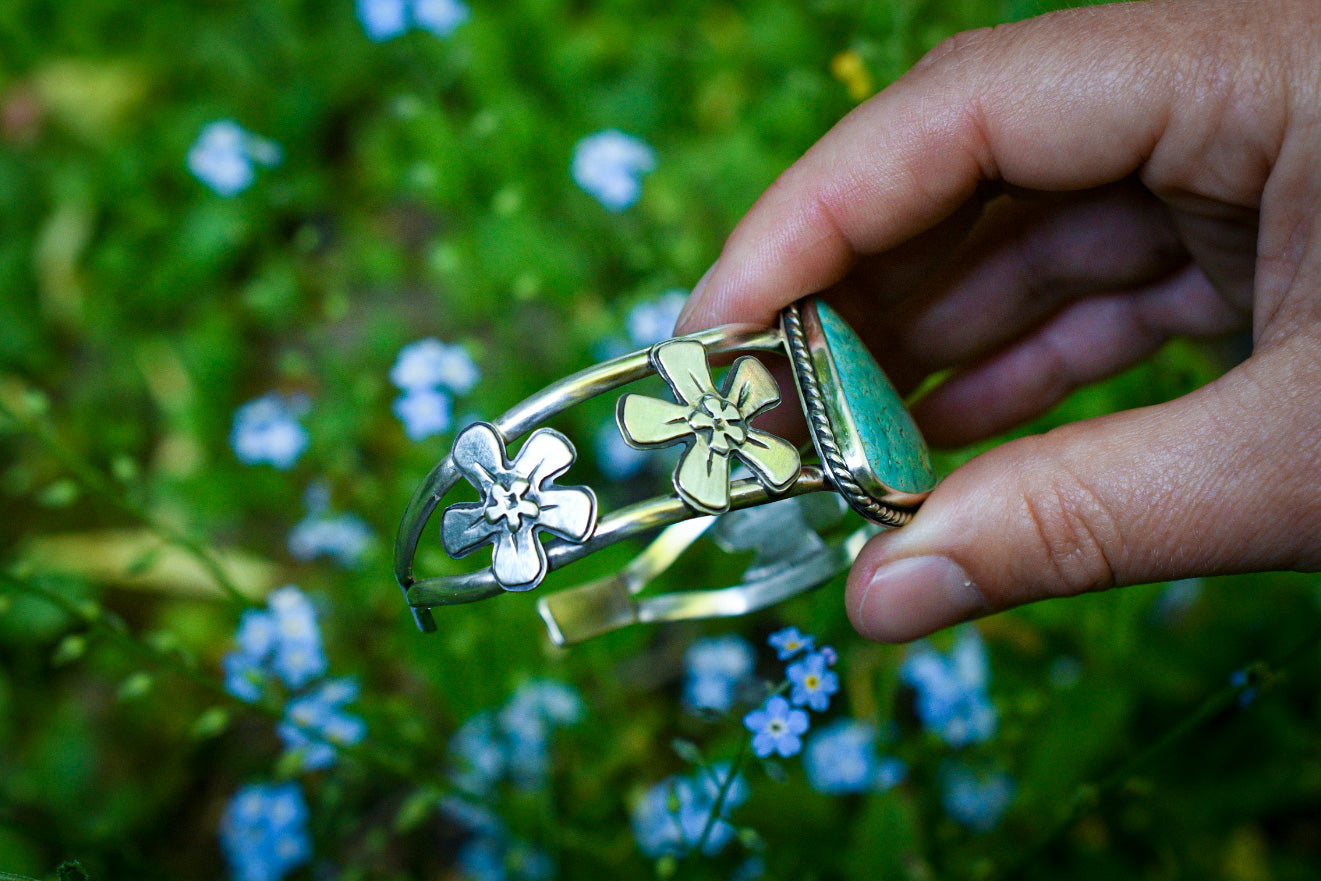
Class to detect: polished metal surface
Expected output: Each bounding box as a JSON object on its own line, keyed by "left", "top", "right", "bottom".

{"left": 395, "top": 299, "right": 933, "bottom": 642}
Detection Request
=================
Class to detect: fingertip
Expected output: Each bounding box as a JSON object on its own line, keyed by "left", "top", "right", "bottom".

{"left": 846, "top": 550, "right": 988, "bottom": 643}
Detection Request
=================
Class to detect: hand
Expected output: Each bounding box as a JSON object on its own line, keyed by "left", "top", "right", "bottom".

{"left": 676, "top": 0, "right": 1321, "bottom": 642}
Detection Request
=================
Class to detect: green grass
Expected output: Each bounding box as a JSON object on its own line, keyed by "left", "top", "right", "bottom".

{"left": 2, "top": 0, "right": 1320, "bottom": 879}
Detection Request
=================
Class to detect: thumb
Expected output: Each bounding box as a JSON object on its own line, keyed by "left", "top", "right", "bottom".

{"left": 846, "top": 338, "right": 1321, "bottom": 643}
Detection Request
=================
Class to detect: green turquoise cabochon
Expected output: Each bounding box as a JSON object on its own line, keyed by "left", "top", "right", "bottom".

{"left": 813, "top": 299, "right": 936, "bottom": 497}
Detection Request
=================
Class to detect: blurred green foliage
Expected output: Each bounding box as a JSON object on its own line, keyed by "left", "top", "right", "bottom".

{"left": 2, "top": 0, "right": 1321, "bottom": 879}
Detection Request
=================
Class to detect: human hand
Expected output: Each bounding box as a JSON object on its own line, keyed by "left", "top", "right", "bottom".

{"left": 676, "top": 0, "right": 1321, "bottom": 642}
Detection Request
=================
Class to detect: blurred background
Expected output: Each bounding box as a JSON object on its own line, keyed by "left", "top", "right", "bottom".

{"left": 2, "top": 0, "right": 1321, "bottom": 878}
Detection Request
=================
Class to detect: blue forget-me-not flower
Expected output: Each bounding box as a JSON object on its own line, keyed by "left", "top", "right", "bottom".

{"left": 231, "top": 393, "right": 310, "bottom": 470}
{"left": 219, "top": 782, "right": 312, "bottom": 881}
{"left": 683, "top": 633, "right": 756, "bottom": 714}
{"left": 278, "top": 677, "right": 368, "bottom": 771}
{"left": 357, "top": 0, "right": 469, "bottom": 41}
{"left": 627, "top": 290, "right": 688, "bottom": 347}
{"left": 223, "top": 585, "right": 328, "bottom": 702}
{"left": 744, "top": 694, "right": 810, "bottom": 759}
{"left": 571, "top": 130, "right": 656, "bottom": 212}
{"left": 393, "top": 387, "right": 452, "bottom": 441}
{"left": 632, "top": 763, "right": 749, "bottom": 858}
{"left": 768, "top": 626, "right": 815, "bottom": 661}
{"left": 189, "top": 120, "right": 282, "bottom": 197}
{"left": 900, "top": 626, "right": 998, "bottom": 748}
{"left": 391, "top": 338, "right": 480, "bottom": 394}
{"left": 288, "top": 510, "right": 373, "bottom": 568}
{"left": 787, "top": 650, "right": 839, "bottom": 713}
{"left": 941, "top": 764, "right": 1015, "bottom": 833}
{"left": 390, "top": 338, "right": 479, "bottom": 440}
{"left": 448, "top": 679, "right": 584, "bottom": 797}
{"left": 803, "top": 720, "right": 907, "bottom": 796}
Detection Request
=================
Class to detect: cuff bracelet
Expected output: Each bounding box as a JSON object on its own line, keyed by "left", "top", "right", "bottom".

{"left": 393, "top": 296, "right": 937, "bottom": 645}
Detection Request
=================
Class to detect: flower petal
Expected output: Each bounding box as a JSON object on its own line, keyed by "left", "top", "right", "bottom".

{"left": 452, "top": 422, "right": 508, "bottom": 490}
{"left": 515, "top": 428, "right": 576, "bottom": 487}
{"left": 441, "top": 502, "right": 501, "bottom": 558}
{"left": 491, "top": 525, "right": 547, "bottom": 591}
{"left": 735, "top": 429, "right": 801, "bottom": 491}
{"left": 723, "top": 355, "right": 781, "bottom": 417}
{"left": 618, "top": 394, "right": 692, "bottom": 446}
{"left": 651, "top": 339, "right": 715, "bottom": 406}
{"left": 674, "top": 436, "right": 731, "bottom": 514}
{"left": 534, "top": 486, "right": 597, "bottom": 543}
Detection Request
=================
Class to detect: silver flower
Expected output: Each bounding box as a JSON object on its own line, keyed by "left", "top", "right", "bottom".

{"left": 442, "top": 423, "right": 598, "bottom": 591}
{"left": 617, "top": 339, "right": 801, "bottom": 514}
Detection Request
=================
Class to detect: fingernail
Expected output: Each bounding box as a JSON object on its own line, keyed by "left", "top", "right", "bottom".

{"left": 676, "top": 261, "right": 718, "bottom": 332}
{"left": 850, "top": 555, "right": 985, "bottom": 643}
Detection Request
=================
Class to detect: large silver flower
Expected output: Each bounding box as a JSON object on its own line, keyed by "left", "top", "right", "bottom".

{"left": 617, "top": 339, "right": 801, "bottom": 514}
{"left": 442, "top": 423, "right": 598, "bottom": 591}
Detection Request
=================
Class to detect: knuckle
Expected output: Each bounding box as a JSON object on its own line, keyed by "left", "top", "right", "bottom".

{"left": 1015, "top": 449, "right": 1124, "bottom": 596}
{"left": 912, "top": 26, "right": 998, "bottom": 75}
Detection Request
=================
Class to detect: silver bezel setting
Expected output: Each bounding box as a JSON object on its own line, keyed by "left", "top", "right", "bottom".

{"left": 782, "top": 299, "right": 930, "bottom": 526}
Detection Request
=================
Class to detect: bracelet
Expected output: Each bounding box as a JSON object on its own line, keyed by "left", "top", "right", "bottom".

{"left": 393, "top": 296, "right": 936, "bottom": 641}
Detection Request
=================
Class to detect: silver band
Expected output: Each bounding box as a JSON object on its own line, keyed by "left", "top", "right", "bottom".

{"left": 394, "top": 299, "right": 930, "bottom": 639}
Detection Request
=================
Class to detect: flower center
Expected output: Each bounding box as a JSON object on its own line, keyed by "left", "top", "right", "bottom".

{"left": 688, "top": 394, "right": 747, "bottom": 454}
{"left": 805, "top": 674, "right": 820, "bottom": 690}
{"left": 769, "top": 719, "right": 786, "bottom": 735}
{"left": 483, "top": 477, "right": 540, "bottom": 532}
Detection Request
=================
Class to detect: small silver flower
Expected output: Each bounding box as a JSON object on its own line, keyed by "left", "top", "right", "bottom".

{"left": 617, "top": 339, "right": 801, "bottom": 514}
{"left": 442, "top": 423, "right": 598, "bottom": 591}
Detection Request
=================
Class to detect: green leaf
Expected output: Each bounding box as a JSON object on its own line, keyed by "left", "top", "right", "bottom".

{"left": 393, "top": 785, "right": 442, "bottom": 833}
{"left": 670, "top": 738, "right": 704, "bottom": 766}
{"left": 190, "top": 707, "right": 231, "bottom": 740}
{"left": 51, "top": 633, "right": 87, "bottom": 666}
{"left": 56, "top": 861, "right": 90, "bottom": 881}
{"left": 117, "top": 672, "right": 153, "bottom": 701}
{"left": 37, "top": 479, "right": 80, "bottom": 508}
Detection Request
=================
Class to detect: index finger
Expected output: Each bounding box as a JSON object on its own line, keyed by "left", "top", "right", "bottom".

{"left": 675, "top": 0, "right": 1257, "bottom": 331}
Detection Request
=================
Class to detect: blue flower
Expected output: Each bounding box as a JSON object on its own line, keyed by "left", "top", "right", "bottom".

{"left": 394, "top": 387, "right": 453, "bottom": 441}
{"left": 571, "top": 130, "right": 656, "bottom": 212}
{"left": 288, "top": 510, "right": 373, "bottom": 567}
{"left": 767, "top": 626, "right": 814, "bottom": 660}
{"left": 632, "top": 764, "right": 748, "bottom": 858}
{"left": 683, "top": 634, "right": 755, "bottom": 714}
{"left": 189, "top": 120, "right": 282, "bottom": 197}
{"left": 744, "top": 694, "right": 810, "bottom": 758}
{"left": 357, "top": 0, "right": 409, "bottom": 40}
{"left": 412, "top": 0, "right": 470, "bottom": 37}
{"left": 941, "top": 764, "right": 1015, "bottom": 833}
{"left": 267, "top": 586, "right": 328, "bottom": 689}
{"left": 803, "top": 720, "right": 906, "bottom": 795}
{"left": 627, "top": 290, "right": 688, "bottom": 347}
{"left": 446, "top": 680, "right": 583, "bottom": 796}
{"left": 498, "top": 680, "right": 584, "bottom": 787}
{"left": 223, "top": 586, "right": 327, "bottom": 702}
{"left": 594, "top": 422, "right": 649, "bottom": 481}
{"left": 222, "top": 651, "right": 268, "bottom": 704}
{"left": 458, "top": 832, "right": 554, "bottom": 881}
{"left": 787, "top": 650, "right": 839, "bottom": 712}
{"left": 449, "top": 711, "right": 508, "bottom": 797}
{"left": 357, "top": 0, "right": 469, "bottom": 41}
{"left": 900, "top": 627, "right": 997, "bottom": 748}
{"left": 278, "top": 677, "right": 367, "bottom": 771}
{"left": 1229, "top": 668, "right": 1258, "bottom": 707}
{"left": 230, "top": 393, "right": 309, "bottom": 469}
{"left": 391, "top": 338, "right": 480, "bottom": 395}
{"left": 220, "top": 782, "right": 312, "bottom": 881}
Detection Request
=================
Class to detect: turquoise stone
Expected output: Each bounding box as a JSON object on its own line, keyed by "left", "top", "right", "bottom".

{"left": 815, "top": 300, "right": 936, "bottom": 495}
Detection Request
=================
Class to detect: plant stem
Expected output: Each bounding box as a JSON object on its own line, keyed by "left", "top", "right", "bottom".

{"left": 694, "top": 736, "right": 752, "bottom": 856}
{"left": 994, "top": 618, "right": 1321, "bottom": 880}
{"left": 0, "top": 395, "right": 251, "bottom": 606}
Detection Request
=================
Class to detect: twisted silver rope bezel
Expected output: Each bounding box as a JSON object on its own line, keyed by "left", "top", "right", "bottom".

{"left": 782, "top": 301, "right": 914, "bottom": 528}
